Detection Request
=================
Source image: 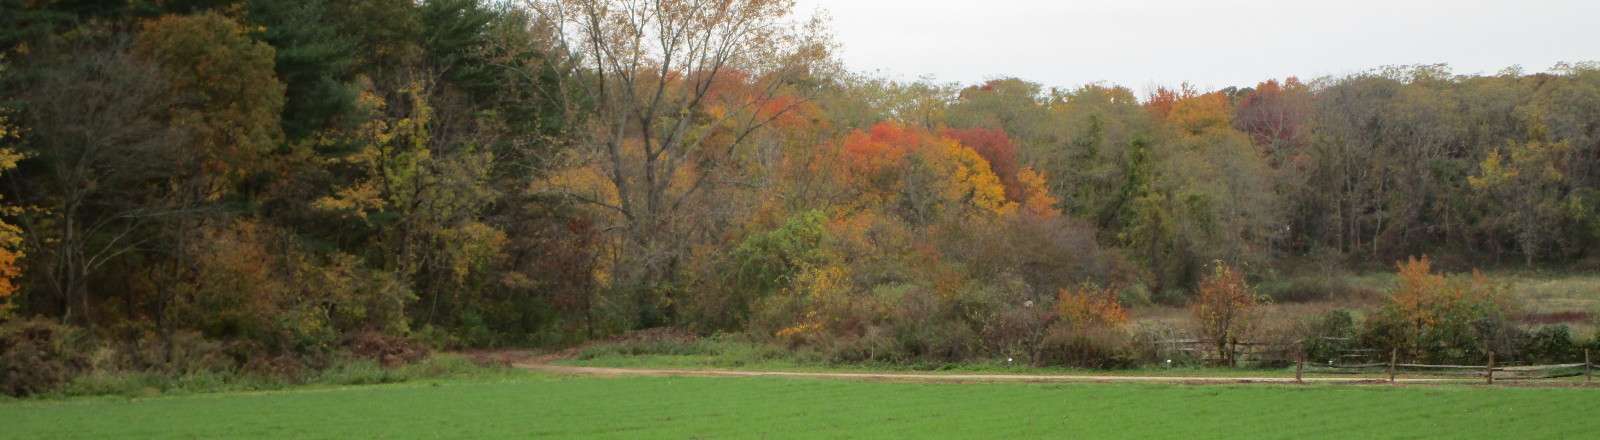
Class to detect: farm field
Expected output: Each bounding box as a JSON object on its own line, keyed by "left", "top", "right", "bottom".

{"left": 4, "top": 372, "right": 1595, "bottom": 439}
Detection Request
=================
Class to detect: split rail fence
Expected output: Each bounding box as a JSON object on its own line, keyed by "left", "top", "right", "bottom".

{"left": 1156, "top": 339, "right": 1596, "bottom": 384}
{"left": 1293, "top": 348, "right": 1596, "bottom": 384}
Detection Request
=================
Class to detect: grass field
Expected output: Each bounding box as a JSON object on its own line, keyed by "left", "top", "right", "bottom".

{"left": 5, "top": 371, "right": 1596, "bottom": 439}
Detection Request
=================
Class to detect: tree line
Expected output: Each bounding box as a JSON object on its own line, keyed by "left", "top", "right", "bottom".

{"left": 1, "top": 0, "right": 1598, "bottom": 378}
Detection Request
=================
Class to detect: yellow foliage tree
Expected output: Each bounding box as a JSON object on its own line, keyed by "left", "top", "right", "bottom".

{"left": 1467, "top": 125, "right": 1571, "bottom": 266}
{"left": 1014, "top": 165, "right": 1060, "bottom": 218}
{"left": 313, "top": 82, "right": 501, "bottom": 328}
{"left": 934, "top": 137, "right": 1015, "bottom": 218}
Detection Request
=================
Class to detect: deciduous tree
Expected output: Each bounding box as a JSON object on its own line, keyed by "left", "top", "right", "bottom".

{"left": 9, "top": 38, "right": 188, "bottom": 328}
{"left": 530, "top": 0, "right": 832, "bottom": 326}
{"left": 1192, "top": 262, "right": 1260, "bottom": 366}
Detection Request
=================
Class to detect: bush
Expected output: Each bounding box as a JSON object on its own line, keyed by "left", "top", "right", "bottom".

{"left": 882, "top": 288, "right": 976, "bottom": 363}
{"left": 1037, "top": 324, "right": 1132, "bottom": 369}
{"left": 341, "top": 331, "right": 431, "bottom": 367}
{"left": 1359, "top": 256, "right": 1520, "bottom": 364}
{"left": 1127, "top": 322, "right": 1198, "bottom": 366}
{"left": 1117, "top": 283, "right": 1152, "bottom": 308}
{"left": 1520, "top": 325, "right": 1579, "bottom": 364}
{"left": 107, "top": 330, "right": 234, "bottom": 375}
{"left": 779, "top": 282, "right": 979, "bottom": 365}
{"left": 572, "top": 327, "right": 705, "bottom": 359}
{"left": 1299, "top": 309, "right": 1358, "bottom": 364}
{"left": 0, "top": 318, "right": 97, "bottom": 397}
{"left": 977, "top": 301, "right": 1052, "bottom": 365}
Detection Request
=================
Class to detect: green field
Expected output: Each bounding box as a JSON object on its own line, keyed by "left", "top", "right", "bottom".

{"left": 4, "top": 372, "right": 1595, "bottom": 439}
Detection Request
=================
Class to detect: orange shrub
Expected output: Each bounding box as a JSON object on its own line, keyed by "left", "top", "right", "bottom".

{"left": 1057, "top": 285, "right": 1129, "bottom": 329}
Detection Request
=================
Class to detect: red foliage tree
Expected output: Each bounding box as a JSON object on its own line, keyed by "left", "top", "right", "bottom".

{"left": 1233, "top": 78, "right": 1314, "bottom": 162}
{"left": 940, "top": 127, "right": 1021, "bottom": 201}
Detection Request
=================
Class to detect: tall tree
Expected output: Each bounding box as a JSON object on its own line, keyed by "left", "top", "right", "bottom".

{"left": 133, "top": 11, "right": 285, "bottom": 193}
{"left": 945, "top": 78, "right": 1052, "bottom": 146}
{"left": 8, "top": 38, "right": 187, "bottom": 328}
{"left": 529, "top": 0, "right": 832, "bottom": 326}
{"left": 244, "top": 0, "right": 360, "bottom": 141}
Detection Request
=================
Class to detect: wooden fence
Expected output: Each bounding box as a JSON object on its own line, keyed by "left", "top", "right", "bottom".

{"left": 1158, "top": 338, "right": 1596, "bottom": 384}
{"left": 1154, "top": 339, "right": 1299, "bottom": 366}
{"left": 1295, "top": 348, "right": 1596, "bottom": 384}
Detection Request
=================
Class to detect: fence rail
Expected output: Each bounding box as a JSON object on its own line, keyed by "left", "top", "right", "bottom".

{"left": 1293, "top": 348, "right": 1595, "bottom": 384}
{"left": 1159, "top": 339, "right": 1596, "bottom": 385}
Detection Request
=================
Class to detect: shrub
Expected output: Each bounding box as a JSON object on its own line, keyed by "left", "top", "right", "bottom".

{"left": 883, "top": 288, "right": 976, "bottom": 363}
{"left": 1027, "top": 285, "right": 1135, "bottom": 369}
{"left": 0, "top": 318, "right": 97, "bottom": 396}
{"left": 1127, "top": 321, "right": 1198, "bottom": 366}
{"left": 52, "top": 371, "right": 168, "bottom": 398}
{"left": 241, "top": 354, "right": 306, "bottom": 380}
{"left": 1299, "top": 309, "right": 1358, "bottom": 364}
{"left": 1248, "top": 318, "right": 1306, "bottom": 368}
{"left": 341, "top": 331, "right": 430, "bottom": 367}
{"left": 977, "top": 300, "right": 1053, "bottom": 365}
{"left": 1037, "top": 324, "right": 1133, "bottom": 369}
{"left": 1520, "top": 325, "right": 1579, "bottom": 364}
{"left": 1057, "top": 285, "right": 1129, "bottom": 329}
{"left": 1360, "top": 256, "right": 1520, "bottom": 364}
{"left": 1117, "top": 283, "right": 1153, "bottom": 308}
{"left": 106, "top": 330, "right": 234, "bottom": 375}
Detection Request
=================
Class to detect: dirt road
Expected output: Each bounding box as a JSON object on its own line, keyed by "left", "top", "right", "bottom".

{"left": 514, "top": 363, "right": 1445, "bottom": 384}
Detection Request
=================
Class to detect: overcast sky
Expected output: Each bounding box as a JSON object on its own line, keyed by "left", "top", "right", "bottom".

{"left": 789, "top": 0, "right": 1600, "bottom": 94}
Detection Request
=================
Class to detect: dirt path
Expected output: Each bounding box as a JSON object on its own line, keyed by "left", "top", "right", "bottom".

{"left": 513, "top": 363, "right": 1447, "bottom": 384}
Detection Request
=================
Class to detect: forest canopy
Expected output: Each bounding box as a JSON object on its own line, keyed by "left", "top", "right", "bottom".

{"left": 1, "top": 0, "right": 1599, "bottom": 392}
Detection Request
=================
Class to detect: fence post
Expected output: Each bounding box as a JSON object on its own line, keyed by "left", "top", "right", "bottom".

{"left": 1388, "top": 348, "right": 1397, "bottom": 383}
{"left": 1586, "top": 349, "right": 1592, "bottom": 384}
{"left": 1295, "top": 359, "right": 1304, "bottom": 384}
{"left": 1486, "top": 351, "right": 1495, "bottom": 385}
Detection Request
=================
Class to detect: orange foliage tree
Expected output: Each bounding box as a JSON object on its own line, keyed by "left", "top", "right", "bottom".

{"left": 1389, "top": 255, "right": 1452, "bottom": 334}
{"left": 1146, "top": 83, "right": 1234, "bottom": 135}
{"left": 840, "top": 123, "right": 1014, "bottom": 222}
{"left": 1192, "top": 262, "right": 1261, "bottom": 365}
{"left": 1371, "top": 255, "right": 1518, "bottom": 362}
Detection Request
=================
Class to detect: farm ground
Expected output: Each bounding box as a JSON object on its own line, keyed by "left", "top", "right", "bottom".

{"left": 5, "top": 369, "right": 1596, "bottom": 439}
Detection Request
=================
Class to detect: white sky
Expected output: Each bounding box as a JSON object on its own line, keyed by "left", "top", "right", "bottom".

{"left": 790, "top": 0, "right": 1600, "bottom": 94}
